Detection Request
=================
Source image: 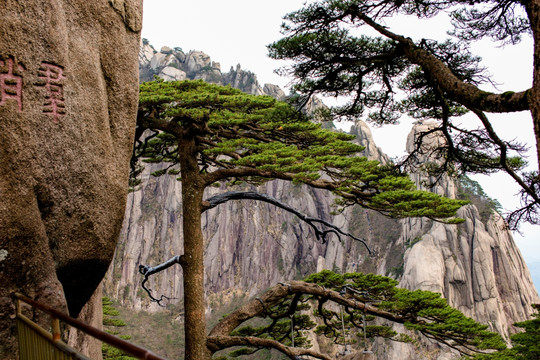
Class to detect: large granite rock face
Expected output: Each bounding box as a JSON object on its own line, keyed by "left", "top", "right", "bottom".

{"left": 375, "top": 121, "right": 540, "bottom": 359}
{"left": 105, "top": 122, "right": 401, "bottom": 312}
{"left": 0, "top": 1, "right": 142, "bottom": 358}
{"left": 104, "top": 43, "right": 538, "bottom": 359}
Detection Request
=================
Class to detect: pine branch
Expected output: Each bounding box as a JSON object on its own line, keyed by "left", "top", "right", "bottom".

{"left": 138, "top": 255, "right": 184, "bottom": 306}
{"left": 209, "top": 281, "right": 396, "bottom": 338}
{"left": 209, "top": 278, "right": 504, "bottom": 356}
{"left": 202, "top": 191, "right": 372, "bottom": 252}
{"left": 352, "top": 10, "right": 530, "bottom": 113}
{"left": 206, "top": 335, "right": 332, "bottom": 360}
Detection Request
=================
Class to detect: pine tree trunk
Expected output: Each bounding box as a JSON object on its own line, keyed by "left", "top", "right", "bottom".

{"left": 179, "top": 137, "right": 212, "bottom": 360}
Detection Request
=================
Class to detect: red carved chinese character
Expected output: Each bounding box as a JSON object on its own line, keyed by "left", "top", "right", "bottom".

{"left": 35, "top": 62, "right": 65, "bottom": 123}
{"left": 0, "top": 56, "right": 25, "bottom": 112}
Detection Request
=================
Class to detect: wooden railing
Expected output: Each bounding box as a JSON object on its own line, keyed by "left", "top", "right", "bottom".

{"left": 13, "top": 292, "right": 167, "bottom": 360}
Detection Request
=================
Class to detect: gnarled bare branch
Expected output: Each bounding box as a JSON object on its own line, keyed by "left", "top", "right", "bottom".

{"left": 138, "top": 255, "right": 184, "bottom": 306}
{"left": 202, "top": 191, "right": 372, "bottom": 252}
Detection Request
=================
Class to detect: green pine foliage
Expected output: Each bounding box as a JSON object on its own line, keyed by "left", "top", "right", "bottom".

{"left": 229, "top": 270, "right": 505, "bottom": 356}
{"left": 304, "top": 271, "right": 506, "bottom": 354}
{"left": 102, "top": 297, "right": 137, "bottom": 360}
{"left": 134, "top": 79, "right": 467, "bottom": 221}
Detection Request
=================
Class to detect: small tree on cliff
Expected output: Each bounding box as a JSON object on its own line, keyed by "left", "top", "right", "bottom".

{"left": 203, "top": 270, "right": 506, "bottom": 359}
{"left": 268, "top": 0, "right": 539, "bottom": 229}
{"left": 133, "top": 79, "right": 467, "bottom": 360}
{"left": 139, "top": 268, "right": 507, "bottom": 359}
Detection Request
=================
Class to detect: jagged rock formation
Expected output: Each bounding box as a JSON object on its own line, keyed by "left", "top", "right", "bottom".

{"left": 0, "top": 2, "right": 142, "bottom": 358}
{"left": 104, "top": 44, "right": 539, "bottom": 359}
{"left": 370, "top": 120, "right": 539, "bottom": 359}
{"left": 139, "top": 42, "right": 271, "bottom": 96}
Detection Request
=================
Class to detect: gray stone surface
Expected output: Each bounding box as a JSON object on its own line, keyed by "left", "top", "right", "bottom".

{"left": 159, "top": 66, "right": 187, "bottom": 81}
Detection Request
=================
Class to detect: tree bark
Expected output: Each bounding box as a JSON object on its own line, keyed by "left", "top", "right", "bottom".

{"left": 179, "top": 136, "right": 212, "bottom": 360}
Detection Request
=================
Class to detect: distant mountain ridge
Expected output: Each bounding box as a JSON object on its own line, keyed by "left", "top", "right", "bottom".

{"left": 139, "top": 41, "right": 281, "bottom": 96}
{"left": 104, "top": 41, "right": 540, "bottom": 360}
{"left": 138, "top": 40, "right": 326, "bottom": 111}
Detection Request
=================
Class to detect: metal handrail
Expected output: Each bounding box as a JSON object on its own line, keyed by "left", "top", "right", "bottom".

{"left": 13, "top": 292, "right": 167, "bottom": 360}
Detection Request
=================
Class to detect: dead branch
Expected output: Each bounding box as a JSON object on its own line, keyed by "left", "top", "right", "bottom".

{"left": 138, "top": 255, "right": 184, "bottom": 306}
{"left": 202, "top": 191, "right": 372, "bottom": 253}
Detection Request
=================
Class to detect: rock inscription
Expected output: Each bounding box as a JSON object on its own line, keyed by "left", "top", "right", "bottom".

{"left": 0, "top": 56, "right": 24, "bottom": 112}
{"left": 0, "top": 56, "right": 67, "bottom": 122}
{"left": 35, "top": 62, "right": 66, "bottom": 122}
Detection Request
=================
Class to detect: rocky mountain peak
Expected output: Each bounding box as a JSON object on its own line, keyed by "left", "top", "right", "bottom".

{"left": 350, "top": 120, "right": 389, "bottom": 163}
{"left": 138, "top": 41, "right": 280, "bottom": 97}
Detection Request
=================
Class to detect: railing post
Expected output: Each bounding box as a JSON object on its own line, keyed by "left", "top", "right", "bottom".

{"left": 15, "top": 298, "right": 20, "bottom": 316}
{"left": 51, "top": 316, "right": 61, "bottom": 342}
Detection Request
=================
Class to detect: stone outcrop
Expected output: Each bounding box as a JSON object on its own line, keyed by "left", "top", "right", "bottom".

{"left": 0, "top": 1, "right": 142, "bottom": 358}
{"left": 373, "top": 121, "right": 540, "bottom": 359}
{"left": 104, "top": 43, "right": 539, "bottom": 359}
{"left": 139, "top": 43, "right": 276, "bottom": 96}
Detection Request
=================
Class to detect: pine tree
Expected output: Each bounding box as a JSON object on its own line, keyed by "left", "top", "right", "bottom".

{"left": 207, "top": 270, "right": 506, "bottom": 359}
{"left": 133, "top": 79, "right": 467, "bottom": 360}
{"left": 268, "top": 0, "right": 540, "bottom": 229}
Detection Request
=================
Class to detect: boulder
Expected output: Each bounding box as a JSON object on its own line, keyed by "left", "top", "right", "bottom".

{"left": 150, "top": 52, "right": 168, "bottom": 70}
{"left": 160, "top": 46, "right": 173, "bottom": 54}
{"left": 262, "top": 83, "right": 286, "bottom": 100}
{"left": 159, "top": 66, "right": 187, "bottom": 81}
{"left": 139, "top": 41, "right": 156, "bottom": 67}
{"left": 0, "top": 1, "right": 142, "bottom": 358}
{"left": 185, "top": 50, "right": 212, "bottom": 74}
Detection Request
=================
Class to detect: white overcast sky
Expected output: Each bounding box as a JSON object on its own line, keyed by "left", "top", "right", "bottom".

{"left": 141, "top": 1, "right": 540, "bottom": 270}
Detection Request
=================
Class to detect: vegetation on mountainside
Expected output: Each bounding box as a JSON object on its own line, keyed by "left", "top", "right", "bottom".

{"left": 102, "top": 297, "right": 137, "bottom": 360}
{"left": 103, "top": 300, "right": 186, "bottom": 360}
{"left": 457, "top": 175, "right": 502, "bottom": 222}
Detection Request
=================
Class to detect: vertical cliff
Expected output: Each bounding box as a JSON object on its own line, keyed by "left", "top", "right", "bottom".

{"left": 104, "top": 44, "right": 539, "bottom": 359}
{"left": 373, "top": 121, "right": 539, "bottom": 359}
